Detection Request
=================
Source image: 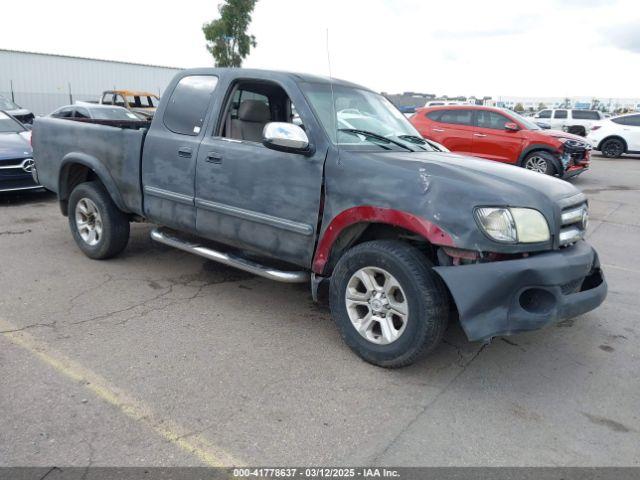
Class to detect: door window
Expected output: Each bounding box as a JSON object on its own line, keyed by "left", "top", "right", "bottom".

{"left": 51, "top": 107, "right": 74, "bottom": 118}
{"left": 612, "top": 114, "right": 640, "bottom": 127}
{"left": 537, "top": 110, "right": 551, "bottom": 119}
{"left": 554, "top": 110, "right": 568, "bottom": 119}
{"left": 163, "top": 75, "right": 219, "bottom": 136}
{"left": 101, "top": 93, "right": 114, "bottom": 105}
{"left": 572, "top": 110, "right": 600, "bottom": 120}
{"left": 438, "top": 109, "right": 474, "bottom": 126}
{"left": 476, "top": 111, "right": 510, "bottom": 130}
{"left": 74, "top": 107, "right": 90, "bottom": 119}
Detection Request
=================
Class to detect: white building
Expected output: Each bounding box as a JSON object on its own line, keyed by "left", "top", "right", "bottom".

{"left": 485, "top": 96, "right": 640, "bottom": 112}
{"left": 0, "top": 49, "right": 182, "bottom": 116}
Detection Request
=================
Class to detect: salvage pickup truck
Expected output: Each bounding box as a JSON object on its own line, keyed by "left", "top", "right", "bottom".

{"left": 32, "top": 68, "right": 607, "bottom": 367}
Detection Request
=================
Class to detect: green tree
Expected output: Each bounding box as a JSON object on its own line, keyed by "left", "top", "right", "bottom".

{"left": 203, "top": 0, "right": 258, "bottom": 67}
{"left": 514, "top": 103, "right": 525, "bottom": 113}
{"left": 537, "top": 102, "right": 547, "bottom": 111}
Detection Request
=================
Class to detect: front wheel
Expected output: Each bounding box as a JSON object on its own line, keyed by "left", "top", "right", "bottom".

{"left": 522, "top": 151, "right": 557, "bottom": 175}
{"left": 600, "top": 138, "right": 625, "bottom": 158}
{"left": 68, "top": 181, "right": 130, "bottom": 259}
{"left": 329, "top": 240, "right": 449, "bottom": 368}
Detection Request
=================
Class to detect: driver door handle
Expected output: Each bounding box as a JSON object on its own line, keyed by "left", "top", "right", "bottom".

{"left": 433, "top": 128, "right": 445, "bottom": 132}
{"left": 206, "top": 152, "right": 223, "bottom": 164}
{"left": 474, "top": 133, "right": 487, "bottom": 137}
{"left": 178, "top": 147, "right": 193, "bottom": 158}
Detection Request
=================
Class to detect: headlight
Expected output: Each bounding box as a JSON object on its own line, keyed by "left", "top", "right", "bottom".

{"left": 475, "top": 207, "right": 550, "bottom": 243}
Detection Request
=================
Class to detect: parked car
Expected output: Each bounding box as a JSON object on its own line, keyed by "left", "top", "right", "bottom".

{"left": 411, "top": 105, "right": 591, "bottom": 177}
{"left": 99, "top": 90, "right": 159, "bottom": 119}
{"left": 0, "top": 95, "right": 35, "bottom": 125}
{"left": 32, "top": 68, "right": 606, "bottom": 368}
{"left": 425, "top": 100, "right": 471, "bottom": 107}
{"left": 0, "top": 111, "right": 40, "bottom": 193}
{"left": 50, "top": 104, "right": 146, "bottom": 122}
{"left": 587, "top": 113, "right": 640, "bottom": 158}
{"left": 532, "top": 109, "right": 604, "bottom": 136}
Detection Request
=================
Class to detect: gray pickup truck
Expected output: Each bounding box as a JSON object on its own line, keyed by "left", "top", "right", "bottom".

{"left": 32, "top": 68, "right": 607, "bottom": 367}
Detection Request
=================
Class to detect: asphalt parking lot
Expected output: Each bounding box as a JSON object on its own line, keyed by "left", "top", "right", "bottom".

{"left": 1, "top": 153, "right": 639, "bottom": 467}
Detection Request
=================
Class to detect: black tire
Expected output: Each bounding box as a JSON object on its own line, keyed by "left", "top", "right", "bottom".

{"left": 329, "top": 240, "right": 449, "bottom": 368}
{"left": 521, "top": 151, "right": 557, "bottom": 175}
{"left": 600, "top": 138, "right": 625, "bottom": 158}
{"left": 68, "top": 181, "right": 130, "bottom": 259}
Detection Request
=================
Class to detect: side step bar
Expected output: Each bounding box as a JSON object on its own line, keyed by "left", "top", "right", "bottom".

{"left": 150, "top": 228, "right": 309, "bottom": 284}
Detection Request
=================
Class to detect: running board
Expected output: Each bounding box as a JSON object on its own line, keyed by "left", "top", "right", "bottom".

{"left": 150, "top": 228, "right": 309, "bottom": 284}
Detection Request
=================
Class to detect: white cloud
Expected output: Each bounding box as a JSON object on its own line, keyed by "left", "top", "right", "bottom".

{"left": 1, "top": 0, "right": 639, "bottom": 97}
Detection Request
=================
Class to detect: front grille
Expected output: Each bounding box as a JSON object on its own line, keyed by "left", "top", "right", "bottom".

{"left": 559, "top": 201, "right": 588, "bottom": 246}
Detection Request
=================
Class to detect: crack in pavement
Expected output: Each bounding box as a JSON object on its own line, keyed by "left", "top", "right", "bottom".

{"left": 0, "top": 321, "right": 57, "bottom": 334}
{"left": 368, "top": 342, "right": 489, "bottom": 465}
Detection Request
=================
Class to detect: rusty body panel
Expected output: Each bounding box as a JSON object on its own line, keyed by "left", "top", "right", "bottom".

{"left": 32, "top": 68, "right": 607, "bottom": 342}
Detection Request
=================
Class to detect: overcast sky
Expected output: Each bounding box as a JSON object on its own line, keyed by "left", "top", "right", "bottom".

{"left": 2, "top": 0, "right": 639, "bottom": 98}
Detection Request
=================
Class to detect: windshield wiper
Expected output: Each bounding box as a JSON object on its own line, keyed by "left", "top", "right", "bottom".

{"left": 338, "top": 129, "right": 413, "bottom": 152}
{"left": 397, "top": 135, "right": 431, "bottom": 150}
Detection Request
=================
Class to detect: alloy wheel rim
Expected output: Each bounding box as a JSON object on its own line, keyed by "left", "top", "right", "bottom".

{"left": 75, "top": 198, "right": 103, "bottom": 246}
{"left": 524, "top": 156, "right": 548, "bottom": 173}
{"left": 604, "top": 141, "right": 622, "bottom": 157}
{"left": 345, "top": 266, "right": 409, "bottom": 345}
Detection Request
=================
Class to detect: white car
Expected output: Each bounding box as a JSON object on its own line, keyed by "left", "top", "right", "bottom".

{"left": 532, "top": 109, "right": 604, "bottom": 136}
{"left": 587, "top": 113, "right": 640, "bottom": 158}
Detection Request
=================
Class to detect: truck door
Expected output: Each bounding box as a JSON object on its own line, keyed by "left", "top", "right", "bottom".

{"left": 194, "top": 78, "right": 325, "bottom": 268}
{"left": 141, "top": 75, "right": 219, "bottom": 232}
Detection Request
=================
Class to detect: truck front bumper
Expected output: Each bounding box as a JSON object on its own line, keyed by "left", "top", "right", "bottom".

{"left": 433, "top": 241, "right": 607, "bottom": 342}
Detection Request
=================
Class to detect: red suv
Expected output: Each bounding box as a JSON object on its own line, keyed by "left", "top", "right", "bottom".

{"left": 410, "top": 105, "right": 591, "bottom": 178}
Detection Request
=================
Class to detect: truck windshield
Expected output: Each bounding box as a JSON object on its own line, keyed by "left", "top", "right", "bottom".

{"left": 301, "top": 82, "right": 432, "bottom": 151}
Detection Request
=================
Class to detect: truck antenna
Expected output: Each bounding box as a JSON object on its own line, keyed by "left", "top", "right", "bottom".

{"left": 326, "top": 28, "right": 340, "bottom": 162}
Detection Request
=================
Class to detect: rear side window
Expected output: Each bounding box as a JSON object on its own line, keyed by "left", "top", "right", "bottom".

{"left": 612, "top": 115, "right": 640, "bottom": 126}
{"left": 572, "top": 110, "right": 600, "bottom": 120}
{"left": 554, "top": 110, "right": 568, "bottom": 119}
{"left": 438, "top": 109, "right": 473, "bottom": 126}
{"left": 537, "top": 110, "right": 551, "bottom": 119}
{"left": 476, "top": 111, "right": 510, "bottom": 130}
{"left": 163, "top": 75, "right": 219, "bottom": 136}
{"left": 425, "top": 110, "right": 443, "bottom": 121}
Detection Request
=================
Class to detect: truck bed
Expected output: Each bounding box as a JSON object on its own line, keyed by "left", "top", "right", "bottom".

{"left": 33, "top": 117, "right": 147, "bottom": 216}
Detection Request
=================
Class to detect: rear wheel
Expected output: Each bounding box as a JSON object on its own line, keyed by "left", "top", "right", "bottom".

{"left": 329, "top": 240, "right": 449, "bottom": 368}
{"left": 68, "top": 181, "right": 130, "bottom": 259}
{"left": 522, "top": 151, "right": 556, "bottom": 175}
{"left": 600, "top": 138, "right": 625, "bottom": 158}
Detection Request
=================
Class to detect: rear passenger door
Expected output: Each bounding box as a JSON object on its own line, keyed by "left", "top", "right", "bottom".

{"left": 141, "top": 75, "right": 219, "bottom": 232}
{"left": 425, "top": 109, "right": 475, "bottom": 155}
{"left": 551, "top": 109, "right": 568, "bottom": 130}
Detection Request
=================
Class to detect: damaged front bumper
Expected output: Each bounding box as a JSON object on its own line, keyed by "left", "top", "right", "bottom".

{"left": 433, "top": 240, "right": 607, "bottom": 342}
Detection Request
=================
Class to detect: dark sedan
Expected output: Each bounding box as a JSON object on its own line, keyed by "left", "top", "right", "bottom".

{"left": 0, "top": 111, "right": 40, "bottom": 193}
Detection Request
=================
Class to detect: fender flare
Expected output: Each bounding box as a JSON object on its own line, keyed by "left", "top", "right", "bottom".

{"left": 312, "top": 206, "right": 455, "bottom": 274}
{"left": 58, "top": 153, "right": 128, "bottom": 214}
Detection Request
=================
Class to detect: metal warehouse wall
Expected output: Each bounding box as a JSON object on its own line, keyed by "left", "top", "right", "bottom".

{"left": 0, "top": 49, "right": 182, "bottom": 115}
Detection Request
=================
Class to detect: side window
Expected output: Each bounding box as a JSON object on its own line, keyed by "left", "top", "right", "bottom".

{"left": 74, "top": 107, "right": 90, "bottom": 119}
{"left": 537, "top": 110, "right": 551, "bottom": 119}
{"left": 52, "top": 107, "right": 74, "bottom": 118}
{"left": 612, "top": 115, "right": 640, "bottom": 127}
{"left": 426, "top": 110, "right": 442, "bottom": 121}
{"left": 476, "top": 111, "right": 510, "bottom": 130}
{"left": 554, "top": 110, "right": 568, "bottom": 119}
{"left": 114, "top": 95, "right": 126, "bottom": 107}
{"left": 101, "top": 94, "right": 114, "bottom": 105}
{"left": 572, "top": 110, "right": 600, "bottom": 120}
{"left": 438, "top": 109, "right": 473, "bottom": 126}
{"left": 163, "top": 75, "right": 219, "bottom": 136}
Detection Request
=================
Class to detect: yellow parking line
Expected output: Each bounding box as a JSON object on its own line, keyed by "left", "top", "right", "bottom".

{"left": 0, "top": 318, "right": 243, "bottom": 467}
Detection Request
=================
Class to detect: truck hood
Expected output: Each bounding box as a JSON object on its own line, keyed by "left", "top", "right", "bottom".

{"left": 392, "top": 150, "right": 578, "bottom": 204}
{"left": 0, "top": 132, "right": 32, "bottom": 160}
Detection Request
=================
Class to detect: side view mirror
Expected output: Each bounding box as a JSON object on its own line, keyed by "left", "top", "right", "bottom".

{"left": 262, "top": 122, "right": 310, "bottom": 153}
{"left": 504, "top": 122, "right": 520, "bottom": 131}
